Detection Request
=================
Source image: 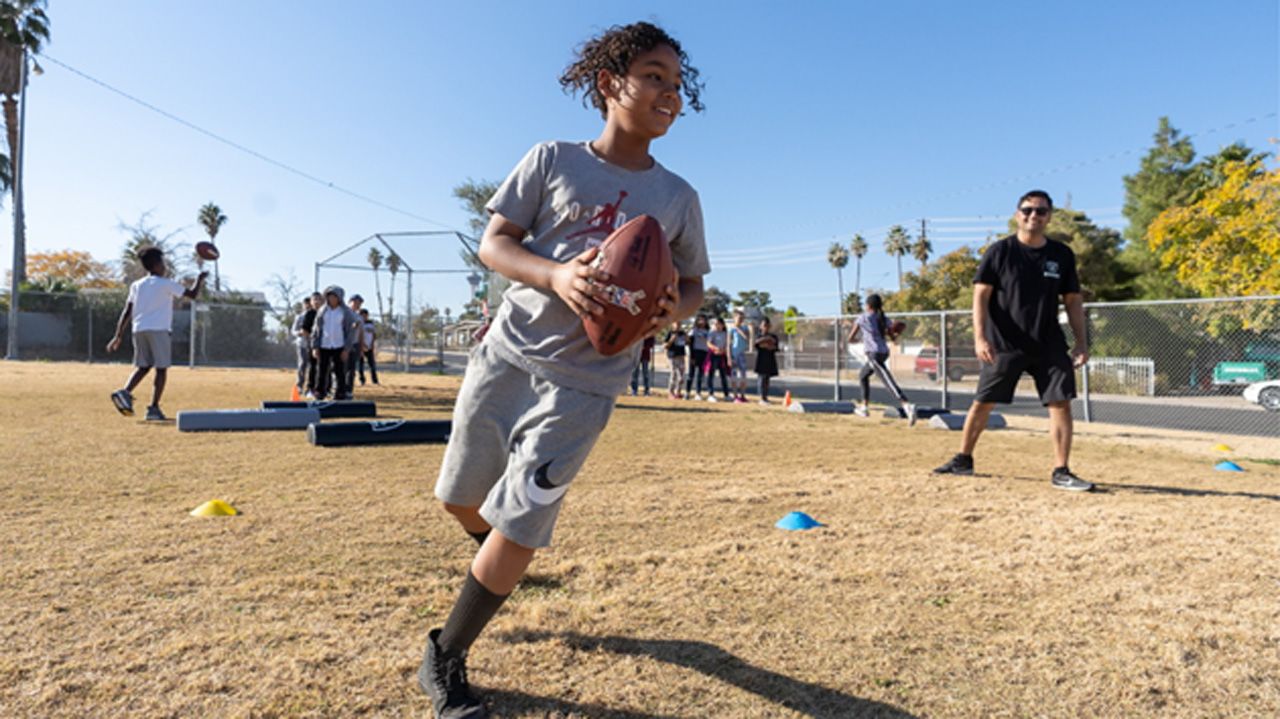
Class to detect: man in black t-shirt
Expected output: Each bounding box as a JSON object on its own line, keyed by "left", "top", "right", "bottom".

{"left": 933, "top": 190, "right": 1093, "bottom": 492}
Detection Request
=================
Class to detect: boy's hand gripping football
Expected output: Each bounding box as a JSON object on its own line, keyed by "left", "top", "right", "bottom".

{"left": 551, "top": 246, "right": 611, "bottom": 319}
{"left": 644, "top": 270, "right": 680, "bottom": 339}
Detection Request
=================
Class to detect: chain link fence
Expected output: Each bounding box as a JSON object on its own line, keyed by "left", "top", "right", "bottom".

{"left": 4, "top": 289, "right": 1277, "bottom": 436}
{"left": 778, "top": 296, "right": 1279, "bottom": 437}
{"left": 0, "top": 289, "right": 449, "bottom": 371}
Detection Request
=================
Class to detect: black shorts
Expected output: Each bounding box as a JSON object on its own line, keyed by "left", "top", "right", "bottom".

{"left": 974, "top": 350, "right": 1076, "bottom": 405}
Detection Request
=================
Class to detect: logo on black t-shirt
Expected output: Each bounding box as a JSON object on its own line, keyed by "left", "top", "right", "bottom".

{"left": 1044, "top": 260, "right": 1060, "bottom": 279}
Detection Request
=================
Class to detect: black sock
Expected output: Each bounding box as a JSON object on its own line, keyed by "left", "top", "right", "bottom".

{"left": 467, "top": 529, "right": 490, "bottom": 546}
{"left": 437, "top": 570, "right": 509, "bottom": 655}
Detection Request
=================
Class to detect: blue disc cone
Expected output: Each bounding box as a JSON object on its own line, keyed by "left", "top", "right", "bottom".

{"left": 1214, "top": 461, "right": 1244, "bottom": 472}
{"left": 775, "top": 511, "right": 823, "bottom": 531}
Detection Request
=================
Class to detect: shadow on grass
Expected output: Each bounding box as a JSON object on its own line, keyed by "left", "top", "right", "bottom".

{"left": 1009, "top": 476, "right": 1280, "bottom": 502}
{"left": 479, "top": 688, "right": 682, "bottom": 719}
{"left": 498, "top": 631, "right": 917, "bottom": 718}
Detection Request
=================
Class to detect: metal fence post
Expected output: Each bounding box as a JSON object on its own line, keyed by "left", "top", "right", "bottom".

{"left": 833, "top": 318, "right": 842, "bottom": 400}
{"left": 86, "top": 298, "right": 93, "bottom": 363}
{"left": 939, "top": 310, "right": 949, "bottom": 410}
{"left": 437, "top": 312, "right": 445, "bottom": 374}
{"left": 189, "top": 302, "right": 197, "bottom": 369}
{"left": 1080, "top": 305, "right": 1092, "bottom": 422}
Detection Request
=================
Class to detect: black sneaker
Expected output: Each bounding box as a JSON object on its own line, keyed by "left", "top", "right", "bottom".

{"left": 418, "top": 629, "right": 488, "bottom": 719}
{"left": 933, "top": 453, "right": 974, "bottom": 476}
{"left": 144, "top": 405, "right": 167, "bottom": 421}
{"left": 111, "top": 389, "right": 135, "bottom": 416}
{"left": 1051, "top": 467, "right": 1094, "bottom": 492}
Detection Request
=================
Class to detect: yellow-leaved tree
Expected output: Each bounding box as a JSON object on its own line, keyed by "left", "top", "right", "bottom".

{"left": 25, "top": 249, "right": 120, "bottom": 289}
{"left": 1148, "top": 156, "right": 1280, "bottom": 298}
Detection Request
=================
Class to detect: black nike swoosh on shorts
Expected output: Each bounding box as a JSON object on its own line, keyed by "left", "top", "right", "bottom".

{"left": 533, "top": 460, "right": 558, "bottom": 490}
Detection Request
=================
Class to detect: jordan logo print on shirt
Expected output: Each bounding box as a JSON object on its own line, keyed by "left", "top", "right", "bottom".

{"left": 566, "top": 190, "right": 628, "bottom": 242}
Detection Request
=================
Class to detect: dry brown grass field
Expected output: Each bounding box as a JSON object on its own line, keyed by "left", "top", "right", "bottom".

{"left": 2, "top": 361, "right": 1278, "bottom": 718}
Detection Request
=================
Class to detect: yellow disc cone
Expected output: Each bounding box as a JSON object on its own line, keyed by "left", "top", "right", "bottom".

{"left": 1213, "top": 444, "right": 1233, "bottom": 453}
{"left": 190, "top": 499, "right": 238, "bottom": 517}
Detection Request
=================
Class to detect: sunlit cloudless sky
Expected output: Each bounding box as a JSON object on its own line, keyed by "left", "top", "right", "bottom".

{"left": 6, "top": 0, "right": 1278, "bottom": 315}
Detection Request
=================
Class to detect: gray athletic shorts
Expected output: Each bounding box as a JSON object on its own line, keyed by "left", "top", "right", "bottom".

{"left": 133, "top": 330, "right": 172, "bottom": 369}
{"left": 435, "top": 341, "right": 615, "bottom": 549}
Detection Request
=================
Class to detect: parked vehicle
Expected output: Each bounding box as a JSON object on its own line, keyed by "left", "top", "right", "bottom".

{"left": 1212, "top": 361, "right": 1269, "bottom": 386}
{"left": 1243, "top": 379, "right": 1280, "bottom": 412}
{"left": 914, "top": 346, "right": 982, "bottom": 381}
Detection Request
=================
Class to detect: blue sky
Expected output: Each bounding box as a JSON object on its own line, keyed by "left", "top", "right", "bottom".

{"left": 7, "top": 0, "right": 1278, "bottom": 316}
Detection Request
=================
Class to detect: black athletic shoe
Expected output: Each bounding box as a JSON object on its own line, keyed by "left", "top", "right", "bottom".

{"left": 144, "top": 405, "right": 166, "bottom": 422}
{"left": 1051, "top": 467, "right": 1094, "bottom": 492}
{"left": 418, "top": 629, "right": 488, "bottom": 719}
{"left": 933, "top": 453, "right": 974, "bottom": 476}
{"left": 111, "top": 389, "right": 134, "bottom": 416}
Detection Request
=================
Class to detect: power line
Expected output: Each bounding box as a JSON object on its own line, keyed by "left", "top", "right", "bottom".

{"left": 38, "top": 53, "right": 459, "bottom": 232}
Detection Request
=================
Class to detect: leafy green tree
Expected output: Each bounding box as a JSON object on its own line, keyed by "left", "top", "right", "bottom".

{"left": 735, "top": 289, "right": 776, "bottom": 317}
{"left": 1119, "top": 118, "right": 1197, "bottom": 298}
{"left": 887, "top": 246, "right": 981, "bottom": 312}
{"left": 850, "top": 234, "right": 868, "bottom": 296}
{"left": 197, "top": 202, "right": 228, "bottom": 291}
{"left": 883, "top": 225, "right": 911, "bottom": 289}
{"left": 699, "top": 285, "right": 731, "bottom": 318}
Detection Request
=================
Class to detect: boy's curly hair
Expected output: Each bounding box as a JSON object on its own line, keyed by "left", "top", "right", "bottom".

{"left": 559, "top": 21, "right": 704, "bottom": 118}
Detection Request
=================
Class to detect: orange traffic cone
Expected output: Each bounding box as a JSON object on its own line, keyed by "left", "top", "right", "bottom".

{"left": 784, "top": 390, "right": 792, "bottom": 408}
{"left": 291, "top": 385, "right": 301, "bottom": 402}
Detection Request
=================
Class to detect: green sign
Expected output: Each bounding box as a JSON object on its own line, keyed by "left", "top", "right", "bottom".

{"left": 784, "top": 307, "right": 797, "bottom": 335}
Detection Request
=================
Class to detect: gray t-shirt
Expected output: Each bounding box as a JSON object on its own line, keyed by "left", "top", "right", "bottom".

{"left": 857, "top": 312, "right": 889, "bottom": 355}
{"left": 485, "top": 141, "right": 710, "bottom": 396}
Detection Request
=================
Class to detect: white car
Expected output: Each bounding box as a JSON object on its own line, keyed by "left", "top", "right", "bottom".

{"left": 1243, "top": 379, "right": 1280, "bottom": 412}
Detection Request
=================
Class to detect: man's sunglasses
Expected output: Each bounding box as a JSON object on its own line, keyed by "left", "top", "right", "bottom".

{"left": 1018, "top": 206, "right": 1050, "bottom": 217}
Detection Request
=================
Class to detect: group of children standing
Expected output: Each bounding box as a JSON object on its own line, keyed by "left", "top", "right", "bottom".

{"left": 659, "top": 310, "right": 780, "bottom": 404}
{"left": 290, "top": 286, "right": 379, "bottom": 401}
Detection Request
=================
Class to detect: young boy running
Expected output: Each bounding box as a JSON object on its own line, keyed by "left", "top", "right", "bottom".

{"left": 419, "top": 21, "right": 708, "bottom": 719}
{"left": 106, "top": 247, "right": 206, "bottom": 420}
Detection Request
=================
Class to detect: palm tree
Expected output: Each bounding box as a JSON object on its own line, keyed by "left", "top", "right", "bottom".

{"left": 0, "top": 0, "right": 50, "bottom": 285}
{"left": 367, "top": 246, "right": 386, "bottom": 322}
{"left": 884, "top": 225, "right": 912, "bottom": 290}
{"left": 386, "top": 251, "right": 402, "bottom": 343}
{"left": 827, "top": 241, "right": 849, "bottom": 400}
{"left": 197, "top": 202, "right": 228, "bottom": 291}
{"left": 911, "top": 234, "right": 933, "bottom": 270}
{"left": 850, "top": 234, "right": 868, "bottom": 298}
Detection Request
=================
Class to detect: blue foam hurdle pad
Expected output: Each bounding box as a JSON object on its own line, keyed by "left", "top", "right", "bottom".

{"left": 177, "top": 408, "right": 321, "bottom": 432}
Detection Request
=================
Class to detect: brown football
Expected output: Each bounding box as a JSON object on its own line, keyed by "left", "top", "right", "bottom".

{"left": 582, "top": 215, "right": 676, "bottom": 357}
{"left": 195, "top": 241, "right": 220, "bottom": 261}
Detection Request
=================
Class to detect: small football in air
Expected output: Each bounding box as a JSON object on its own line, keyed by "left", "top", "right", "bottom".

{"left": 581, "top": 215, "right": 676, "bottom": 357}
{"left": 196, "top": 241, "right": 220, "bottom": 261}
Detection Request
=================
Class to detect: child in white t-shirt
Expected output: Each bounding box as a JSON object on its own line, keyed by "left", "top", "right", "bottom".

{"left": 107, "top": 247, "right": 206, "bottom": 421}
